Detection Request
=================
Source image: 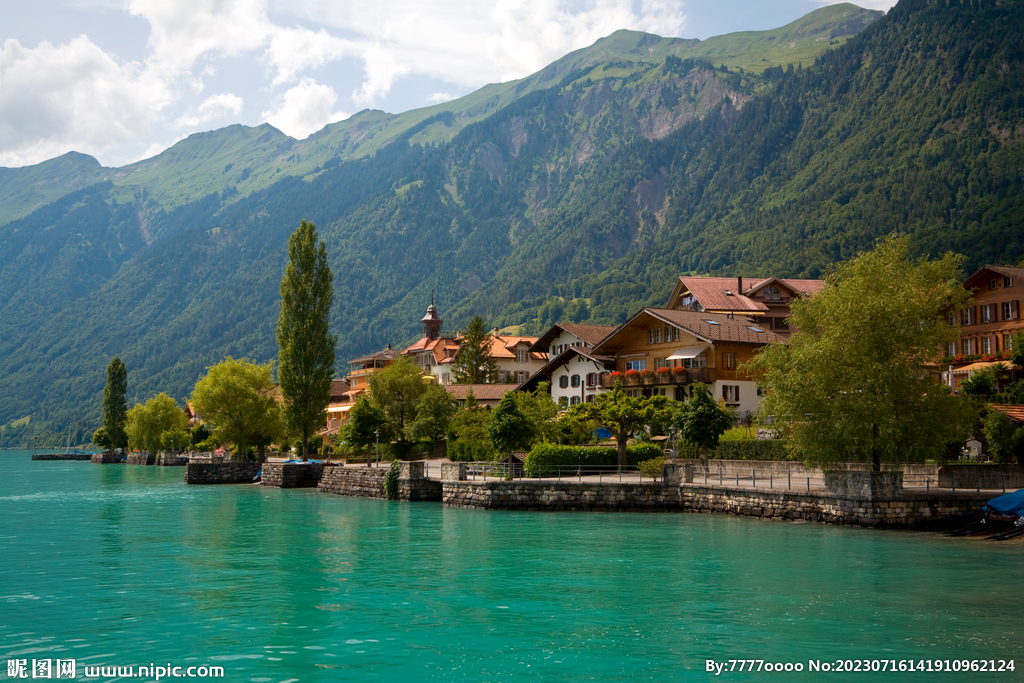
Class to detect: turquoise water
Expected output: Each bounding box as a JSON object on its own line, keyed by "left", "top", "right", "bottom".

{"left": 1, "top": 451, "right": 1022, "bottom": 683}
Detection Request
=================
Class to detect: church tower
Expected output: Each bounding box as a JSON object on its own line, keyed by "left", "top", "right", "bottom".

{"left": 420, "top": 291, "right": 442, "bottom": 340}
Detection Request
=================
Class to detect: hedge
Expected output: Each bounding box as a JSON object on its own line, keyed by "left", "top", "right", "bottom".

{"left": 449, "top": 440, "right": 496, "bottom": 462}
{"left": 676, "top": 440, "right": 796, "bottom": 461}
{"left": 523, "top": 442, "right": 663, "bottom": 476}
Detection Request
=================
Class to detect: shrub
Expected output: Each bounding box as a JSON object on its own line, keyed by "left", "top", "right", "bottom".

{"left": 638, "top": 457, "right": 664, "bottom": 481}
{"left": 384, "top": 459, "right": 400, "bottom": 499}
{"left": 448, "top": 440, "right": 496, "bottom": 462}
{"left": 674, "top": 440, "right": 796, "bottom": 461}
{"left": 523, "top": 442, "right": 661, "bottom": 475}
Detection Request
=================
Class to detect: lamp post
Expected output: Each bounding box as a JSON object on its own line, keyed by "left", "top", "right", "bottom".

{"left": 373, "top": 429, "right": 380, "bottom": 468}
{"left": 669, "top": 425, "right": 677, "bottom": 460}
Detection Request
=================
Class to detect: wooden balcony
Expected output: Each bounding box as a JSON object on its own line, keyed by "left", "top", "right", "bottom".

{"left": 600, "top": 368, "right": 715, "bottom": 388}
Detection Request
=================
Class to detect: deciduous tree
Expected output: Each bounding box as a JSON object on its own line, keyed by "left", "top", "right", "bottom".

{"left": 675, "top": 382, "right": 736, "bottom": 451}
{"left": 126, "top": 393, "right": 187, "bottom": 456}
{"left": 746, "top": 234, "right": 974, "bottom": 470}
{"left": 190, "top": 357, "right": 282, "bottom": 461}
{"left": 276, "top": 219, "right": 336, "bottom": 460}
{"left": 369, "top": 356, "right": 428, "bottom": 452}
{"left": 488, "top": 392, "right": 536, "bottom": 457}
{"left": 409, "top": 384, "right": 457, "bottom": 456}
{"left": 570, "top": 382, "right": 673, "bottom": 468}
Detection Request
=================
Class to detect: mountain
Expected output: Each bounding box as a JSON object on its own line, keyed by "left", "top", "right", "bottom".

{"left": 4, "top": 0, "right": 1023, "bottom": 446}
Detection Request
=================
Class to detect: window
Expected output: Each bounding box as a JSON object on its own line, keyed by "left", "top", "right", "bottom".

{"left": 517, "top": 371, "right": 528, "bottom": 383}
{"left": 1005, "top": 302, "right": 1016, "bottom": 320}
{"left": 559, "top": 375, "right": 569, "bottom": 389}
{"left": 571, "top": 374, "right": 581, "bottom": 388}
{"left": 517, "top": 349, "right": 528, "bottom": 363}
{"left": 625, "top": 359, "right": 647, "bottom": 371}
{"left": 1005, "top": 276, "right": 1013, "bottom": 287}
{"left": 962, "top": 339, "right": 973, "bottom": 355}
{"left": 558, "top": 397, "right": 569, "bottom": 408}
{"left": 981, "top": 305, "right": 992, "bottom": 323}
{"left": 586, "top": 373, "right": 597, "bottom": 387}
{"left": 725, "top": 353, "right": 735, "bottom": 370}
{"left": 1006, "top": 334, "right": 1014, "bottom": 351}
{"left": 989, "top": 279, "right": 997, "bottom": 290}
{"left": 983, "top": 337, "right": 992, "bottom": 354}
{"left": 764, "top": 286, "right": 782, "bottom": 300}
{"left": 963, "top": 308, "right": 975, "bottom": 325}
{"left": 655, "top": 357, "right": 665, "bottom": 370}
{"left": 947, "top": 342, "right": 956, "bottom": 356}
{"left": 948, "top": 312, "right": 956, "bottom": 326}
{"left": 442, "top": 373, "right": 450, "bottom": 385}
{"left": 585, "top": 394, "right": 594, "bottom": 404}
{"left": 498, "top": 370, "right": 508, "bottom": 382}
{"left": 647, "top": 328, "right": 662, "bottom": 344}
{"left": 722, "top": 385, "right": 740, "bottom": 403}
{"left": 570, "top": 396, "right": 581, "bottom": 406}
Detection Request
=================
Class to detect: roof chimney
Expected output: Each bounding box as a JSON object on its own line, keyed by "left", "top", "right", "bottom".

{"left": 737, "top": 276, "right": 743, "bottom": 293}
{"left": 493, "top": 327, "right": 500, "bottom": 337}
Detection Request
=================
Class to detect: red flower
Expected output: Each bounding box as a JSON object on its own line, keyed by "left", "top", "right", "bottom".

{"left": 609, "top": 371, "right": 623, "bottom": 378}
{"left": 656, "top": 366, "right": 671, "bottom": 374}
{"left": 625, "top": 369, "right": 641, "bottom": 376}
{"left": 672, "top": 365, "right": 687, "bottom": 374}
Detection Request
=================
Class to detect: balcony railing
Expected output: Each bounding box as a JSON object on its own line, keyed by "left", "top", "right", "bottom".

{"left": 600, "top": 368, "right": 715, "bottom": 388}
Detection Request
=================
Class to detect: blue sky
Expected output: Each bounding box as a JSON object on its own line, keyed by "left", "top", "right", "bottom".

{"left": 0, "top": 0, "right": 895, "bottom": 168}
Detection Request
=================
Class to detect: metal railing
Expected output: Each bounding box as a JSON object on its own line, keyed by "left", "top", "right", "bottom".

{"left": 466, "top": 463, "right": 648, "bottom": 483}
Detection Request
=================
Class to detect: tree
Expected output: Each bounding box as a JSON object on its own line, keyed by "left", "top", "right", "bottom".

{"left": 746, "top": 234, "right": 974, "bottom": 471}
{"left": 126, "top": 393, "right": 187, "bottom": 455}
{"left": 190, "top": 357, "right": 283, "bottom": 461}
{"left": 92, "top": 426, "right": 111, "bottom": 451}
{"left": 102, "top": 356, "right": 128, "bottom": 452}
{"left": 488, "top": 392, "right": 536, "bottom": 456}
{"left": 369, "top": 356, "right": 428, "bottom": 452}
{"left": 675, "top": 382, "right": 736, "bottom": 451}
{"left": 960, "top": 366, "right": 998, "bottom": 397}
{"left": 346, "top": 395, "right": 388, "bottom": 456}
{"left": 409, "top": 384, "right": 458, "bottom": 457}
{"left": 516, "top": 383, "right": 560, "bottom": 444}
{"left": 571, "top": 382, "right": 674, "bottom": 468}
{"left": 276, "top": 219, "right": 336, "bottom": 460}
{"left": 982, "top": 410, "right": 1024, "bottom": 465}
{"left": 452, "top": 315, "right": 498, "bottom": 384}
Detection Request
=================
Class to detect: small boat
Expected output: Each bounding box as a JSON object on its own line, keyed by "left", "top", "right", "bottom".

{"left": 985, "top": 488, "right": 1024, "bottom": 523}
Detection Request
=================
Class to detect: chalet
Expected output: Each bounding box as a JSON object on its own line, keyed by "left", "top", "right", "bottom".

{"left": 666, "top": 275, "right": 825, "bottom": 337}
{"left": 520, "top": 323, "right": 618, "bottom": 406}
{"left": 402, "top": 298, "right": 461, "bottom": 378}
{"left": 592, "top": 308, "right": 785, "bottom": 416}
{"left": 434, "top": 329, "right": 547, "bottom": 385}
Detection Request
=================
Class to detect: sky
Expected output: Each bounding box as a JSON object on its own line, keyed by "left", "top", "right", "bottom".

{"left": 1, "top": 0, "right": 897, "bottom": 169}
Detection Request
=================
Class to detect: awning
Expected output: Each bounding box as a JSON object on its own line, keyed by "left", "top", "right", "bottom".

{"left": 667, "top": 345, "right": 709, "bottom": 360}
{"left": 951, "top": 361, "right": 1014, "bottom": 375}
{"left": 327, "top": 404, "right": 354, "bottom": 413}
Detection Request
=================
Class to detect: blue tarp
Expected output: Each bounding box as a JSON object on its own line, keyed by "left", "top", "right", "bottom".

{"left": 985, "top": 488, "right": 1024, "bottom": 517}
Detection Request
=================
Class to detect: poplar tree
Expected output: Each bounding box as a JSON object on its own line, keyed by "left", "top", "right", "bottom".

{"left": 452, "top": 315, "right": 498, "bottom": 384}
{"left": 102, "top": 355, "right": 128, "bottom": 452}
{"left": 276, "top": 219, "right": 336, "bottom": 460}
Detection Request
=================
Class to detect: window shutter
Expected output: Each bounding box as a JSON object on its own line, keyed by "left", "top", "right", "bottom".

{"left": 559, "top": 375, "right": 568, "bottom": 389}
{"left": 735, "top": 386, "right": 740, "bottom": 402}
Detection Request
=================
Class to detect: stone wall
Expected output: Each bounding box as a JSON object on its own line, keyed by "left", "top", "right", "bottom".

{"left": 317, "top": 465, "right": 442, "bottom": 500}
{"left": 680, "top": 485, "right": 986, "bottom": 528}
{"left": 938, "top": 465, "right": 1024, "bottom": 490}
{"left": 156, "top": 453, "right": 189, "bottom": 466}
{"left": 262, "top": 462, "right": 326, "bottom": 488}
{"left": 442, "top": 481, "right": 683, "bottom": 511}
{"left": 90, "top": 452, "right": 123, "bottom": 464}
{"left": 32, "top": 453, "right": 93, "bottom": 461}
{"left": 184, "top": 462, "right": 261, "bottom": 484}
{"left": 126, "top": 453, "right": 155, "bottom": 466}
{"left": 318, "top": 466, "right": 387, "bottom": 498}
{"left": 824, "top": 471, "right": 903, "bottom": 499}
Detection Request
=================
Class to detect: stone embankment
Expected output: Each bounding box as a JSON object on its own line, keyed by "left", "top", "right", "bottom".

{"left": 318, "top": 462, "right": 442, "bottom": 500}
{"left": 126, "top": 453, "right": 155, "bottom": 465}
{"left": 32, "top": 453, "right": 92, "bottom": 461}
{"left": 184, "top": 462, "right": 261, "bottom": 484}
{"left": 91, "top": 452, "right": 123, "bottom": 464}
{"left": 442, "top": 480, "right": 682, "bottom": 511}
{"left": 262, "top": 462, "right": 326, "bottom": 488}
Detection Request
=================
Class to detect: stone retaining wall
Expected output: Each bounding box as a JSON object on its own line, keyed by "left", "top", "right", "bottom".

{"left": 126, "top": 453, "right": 155, "bottom": 466}
{"left": 442, "top": 481, "right": 683, "bottom": 511}
{"left": 680, "top": 485, "right": 985, "bottom": 527}
{"left": 262, "top": 462, "right": 326, "bottom": 488}
{"left": 184, "top": 462, "right": 261, "bottom": 484}
{"left": 938, "top": 464, "right": 1024, "bottom": 489}
{"left": 318, "top": 466, "right": 387, "bottom": 498}
{"left": 156, "top": 453, "right": 189, "bottom": 466}
{"left": 32, "top": 453, "right": 93, "bottom": 461}
{"left": 90, "top": 452, "right": 123, "bottom": 464}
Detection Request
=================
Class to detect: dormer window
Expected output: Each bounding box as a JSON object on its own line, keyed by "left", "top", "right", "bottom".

{"left": 1005, "top": 276, "right": 1014, "bottom": 287}
{"left": 764, "top": 286, "right": 782, "bottom": 300}
{"left": 517, "top": 348, "right": 528, "bottom": 363}
{"left": 989, "top": 279, "right": 997, "bottom": 290}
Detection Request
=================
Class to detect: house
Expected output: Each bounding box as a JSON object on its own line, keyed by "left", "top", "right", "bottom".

{"left": 520, "top": 323, "right": 618, "bottom": 406}
{"left": 433, "top": 329, "right": 547, "bottom": 385}
{"left": 328, "top": 345, "right": 402, "bottom": 427}
{"left": 443, "top": 383, "right": 510, "bottom": 409}
{"left": 665, "top": 275, "right": 826, "bottom": 337}
{"left": 323, "top": 378, "right": 352, "bottom": 433}
{"left": 592, "top": 308, "right": 785, "bottom": 416}
{"left": 402, "top": 298, "right": 462, "bottom": 379}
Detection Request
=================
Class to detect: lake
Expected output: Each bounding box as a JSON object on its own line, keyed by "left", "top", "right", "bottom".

{"left": 1, "top": 450, "right": 1021, "bottom": 682}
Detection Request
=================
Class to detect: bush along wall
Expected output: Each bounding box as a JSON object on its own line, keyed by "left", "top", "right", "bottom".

{"left": 676, "top": 440, "right": 796, "bottom": 461}
{"left": 523, "top": 442, "right": 662, "bottom": 476}
{"left": 448, "top": 440, "right": 496, "bottom": 462}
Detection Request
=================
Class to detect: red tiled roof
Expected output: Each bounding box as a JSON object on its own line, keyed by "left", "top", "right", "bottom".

{"left": 672, "top": 275, "right": 825, "bottom": 313}
{"left": 443, "top": 384, "right": 514, "bottom": 401}
{"left": 594, "top": 309, "right": 784, "bottom": 354}
{"left": 991, "top": 405, "right": 1024, "bottom": 424}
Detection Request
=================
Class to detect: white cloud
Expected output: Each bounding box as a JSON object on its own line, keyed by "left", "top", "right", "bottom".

{"left": 428, "top": 92, "right": 455, "bottom": 103}
{"left": 265, "top": 26, "right": 363, "bottom": 86}
{"left": 261, "top": 78, "right": 348, "bottom": 139}
{"left": 175, "top": 93, "right": 244, "bottom": 128}
{"left": 0, "top": 35, "right": 170, "bottom": 166}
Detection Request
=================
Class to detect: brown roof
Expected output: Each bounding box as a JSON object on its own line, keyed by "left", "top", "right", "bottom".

{"left": 594, "top": 309, "right": 784, "bottom": 354}
{"left": 531, "top": 323, "right": 619, "bottom": 352}
{"left": 485, "top": 334, "right": 546, "bottom": 360}
{"left": 348, "top": 347, "right": 401, "bottom": 365}
{"left": 443, "top": 384, "right": 514, "bottom": 401}
{"left": 404, "top": 336, "right": 462, "bottom": 363}
{"left": 963, "top": 265, "right": 1024, "bottom": 289}
{"left": 991, "top": 405, "right": 1024, "bottom": 424}
{"left": 330, "top": 378, "right": 350, "bottom": 401}
{"left": 670, "top": 275, "right": 825, "bottom": 313}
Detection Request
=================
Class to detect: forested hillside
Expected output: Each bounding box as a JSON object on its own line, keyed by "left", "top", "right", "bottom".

{"left": 3, "top": 0, "right": 1023, "bottom": 446}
